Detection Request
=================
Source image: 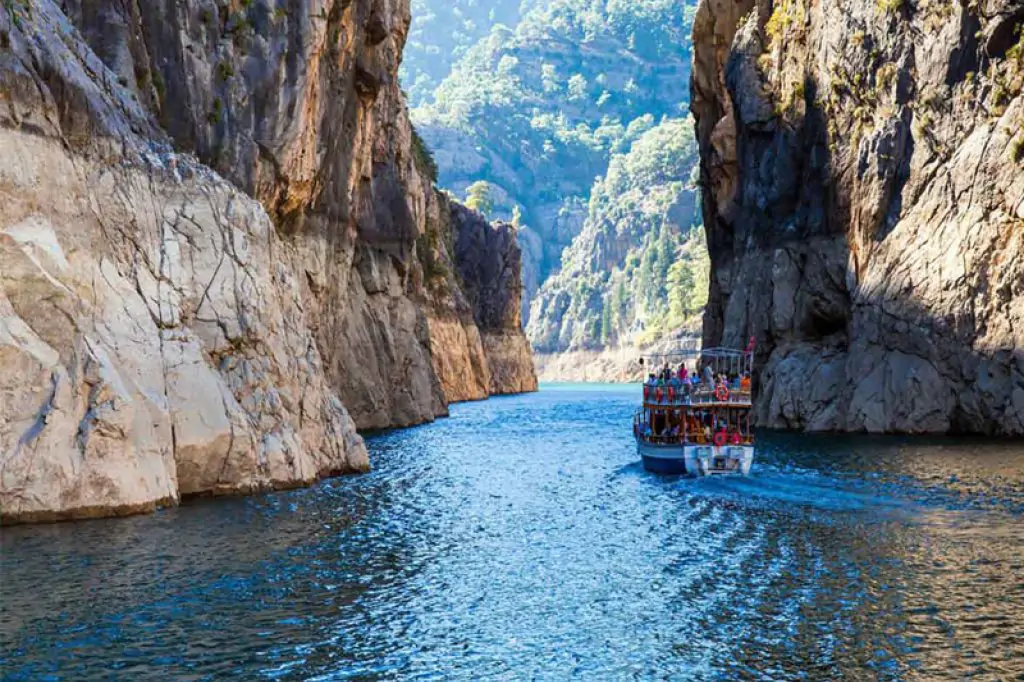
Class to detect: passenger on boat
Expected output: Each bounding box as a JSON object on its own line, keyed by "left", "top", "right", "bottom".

{"left": 741, "top": 374, "right": 751, "bottom": 392}
{"left": 702, "top": 364, "right": 714, "bottom": 386}
{"left": 729, "top": 431, "right": 742, "bottom": 445}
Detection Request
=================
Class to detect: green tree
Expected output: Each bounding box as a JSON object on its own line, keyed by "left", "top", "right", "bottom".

{"left": 600, "top": 302, "right": 613, "bottom": 344}
{"left": 465, "top": 181, "right": 494, "bottom": 216}
{"left": 567, "top": 73, "right": 588, "bottom": 101}
{"left": 668, "top": 260, "right": 695, "bottom": 320}
{"left": 411, "top": 125, "right": 438, "bottom": 183}
{"left": 609, "top": 277, "right": 627, "bottom": 329}
{"left": 541, "top": 63, "right": 560, "bottom": 93}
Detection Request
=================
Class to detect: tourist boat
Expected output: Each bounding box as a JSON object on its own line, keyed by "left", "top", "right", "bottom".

{"left": 633, "top": 346, "right": 755, "bottom": 476}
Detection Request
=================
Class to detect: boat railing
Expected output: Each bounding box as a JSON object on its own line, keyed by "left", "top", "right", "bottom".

{"left": 639, "top": 345, "right": 756, "bottom": 378}
{"left": 632, "top": 409, "right": 753, "bottom": 446}
{"left": 634, "top": 432, "right": 755, "bottom": 447}
{"left": 642, "top": 384, "right": 752, "bottom": 406}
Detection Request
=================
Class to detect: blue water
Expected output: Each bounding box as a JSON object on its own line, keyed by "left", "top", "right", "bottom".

{"left": 2, "top": 384, "right": 1023, "bottom": 680}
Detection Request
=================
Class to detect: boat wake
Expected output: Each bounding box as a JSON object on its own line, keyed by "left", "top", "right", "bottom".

{"left": 656, "top": 463, "right": 1021, "bottom": 532}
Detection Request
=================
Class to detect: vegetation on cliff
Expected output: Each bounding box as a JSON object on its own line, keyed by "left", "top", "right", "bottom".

{"left": 526, "top": 117, "right": 709, "bottom": 352}
{"left": 403, "top": 0, "right": 706, "bottom": 349}
{"left": 403, "top": 1, "right": 523, "bottom": 105}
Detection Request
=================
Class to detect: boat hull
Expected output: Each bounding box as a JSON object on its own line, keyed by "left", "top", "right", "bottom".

{"left": 638, "top": 442, "right": 754, "bottom": 477}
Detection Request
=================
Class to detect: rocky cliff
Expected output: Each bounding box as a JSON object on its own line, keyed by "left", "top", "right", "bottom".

{"left": 692, "top": 0, "right": 1023, "bottom": 434}
{"left": 0, "top": 0, "right": 535, "bottom": 523}
{"left": 420, "top": 195, "right": 537, "bottom": 401}
{"left": 448, "top": 203, "right": 537, "bottom": 396}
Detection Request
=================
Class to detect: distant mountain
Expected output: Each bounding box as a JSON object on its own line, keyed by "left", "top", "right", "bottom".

{"left": 402, "top": 1, "right": 525, "bottom": 106}
{"left": 402, "top": 0, "right": 706, "bottom": 372}
{"left": 527, "top": 118, "right": 708, "bottom": 354}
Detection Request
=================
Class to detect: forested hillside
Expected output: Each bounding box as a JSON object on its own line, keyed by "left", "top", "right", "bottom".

{"left": 403, "top": 0, "right": 707, "bottom": 373}
{"left": 403, "top": 1, "right": 524, "bottom": 105}
{"left": 527, "top": 118, "right": 708, "bottom": 353}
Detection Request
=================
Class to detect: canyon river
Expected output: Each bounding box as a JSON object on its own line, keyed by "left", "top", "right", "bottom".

{"left": 1, "top": 385, "right": 1022, "bottom": 680}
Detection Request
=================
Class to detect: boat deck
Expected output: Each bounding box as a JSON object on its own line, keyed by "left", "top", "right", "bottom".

{"left": 642, "top": 400, "right": 752, "bottom": 409}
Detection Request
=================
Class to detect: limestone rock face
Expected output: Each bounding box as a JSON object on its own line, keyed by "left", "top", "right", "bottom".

{"left": 0, "top": 2, "right": 366, "bottom": 522}
{"left": 692, "top": 0, "right": 1024, "bottom": 434}
{"left": 0, "top": 0, "right": 534, "bottom": 523}
{"left": 60, "top": 0, "right": 443, "bottom": 429}
{"left": 422, "top": 199, "right": 538, "bottom": 401}
{"left": 449, "top": 205, "right": 538, "bottom": 395}
{"left": 419, "top": 190, "right": 491, "bottom": 404}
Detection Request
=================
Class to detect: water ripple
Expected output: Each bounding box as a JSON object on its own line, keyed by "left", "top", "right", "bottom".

{"left": 2, "top": 385, "right": 1023, "bottom": 680}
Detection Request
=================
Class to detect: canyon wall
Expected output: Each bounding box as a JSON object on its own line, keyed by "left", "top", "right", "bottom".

{"left": 449, "top": 203, "right": 538, "bottom": 396}
{"left": 0, "top": 0, "right": 535, "bottom": 523}
{"left": 422, "top": 195, "right": 537, "bottom": 402}
{"left": 692, "top": 0, "right": 1023, "bottom": 433}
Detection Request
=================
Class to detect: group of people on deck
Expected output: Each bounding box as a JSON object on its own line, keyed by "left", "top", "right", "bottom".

{"left": 644, "top": 363, "right": 751, "bottom": 403}
{"left": 635, "top": 409, "right": 750, "bottom": 446}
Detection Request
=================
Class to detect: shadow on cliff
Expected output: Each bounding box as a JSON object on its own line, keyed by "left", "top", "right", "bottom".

{"left": 702, "top": 63, "right": 1023, "bottom": 436}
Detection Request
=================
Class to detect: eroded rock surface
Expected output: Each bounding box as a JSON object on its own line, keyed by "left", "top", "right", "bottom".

{"left": 421, "top": 199, "right": 538, "bottom": 400}
{"left": 0, "top": 0, "right": 534, "bottom": 523}
{"left": 450, "top": 204, "right": 538, "bottom": 396}
{"left": 692, "top": 0, "right": 1024, "bottom": 434}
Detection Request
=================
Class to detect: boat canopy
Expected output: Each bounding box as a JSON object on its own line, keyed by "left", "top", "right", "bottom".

{"left": 638, "top": 346, "right": 754, "bottom": 376}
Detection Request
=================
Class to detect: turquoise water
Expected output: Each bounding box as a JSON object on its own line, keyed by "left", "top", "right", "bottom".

{"left": 2, "top": 384, "right": 1023, "bottom": 680}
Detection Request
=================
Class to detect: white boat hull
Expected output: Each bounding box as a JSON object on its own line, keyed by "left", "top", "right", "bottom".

{"left": 638, "top": 442, "right": 754, "bottom": 477}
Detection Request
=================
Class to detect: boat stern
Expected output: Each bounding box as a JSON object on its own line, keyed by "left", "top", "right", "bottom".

{"left": 684, "top": 445, "right": 754, "bottom": 476}
{"left": 638, "top": 441, "right": 754, "bottom": 477}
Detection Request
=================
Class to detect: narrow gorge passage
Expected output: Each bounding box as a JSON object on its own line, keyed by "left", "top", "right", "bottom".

{"left": 2, "top": 0, "right": 1022, "bottom": 678}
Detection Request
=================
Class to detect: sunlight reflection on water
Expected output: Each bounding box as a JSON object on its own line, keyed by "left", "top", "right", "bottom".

{"left": 2, "top": 385, "right": 1023, "bottom": 680}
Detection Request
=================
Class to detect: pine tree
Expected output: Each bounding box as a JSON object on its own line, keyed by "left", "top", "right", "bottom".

{"left": 668, "top": 260, "right": 695, "bottom": 321}
{"left": 465, "top": 181, "right": 494, "bottom": 217}
{"left": 600, "top": 302, "right": 613, "bottom": 344}
{"left": 609, "top": 278, "right": 627, "bottom": 331}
